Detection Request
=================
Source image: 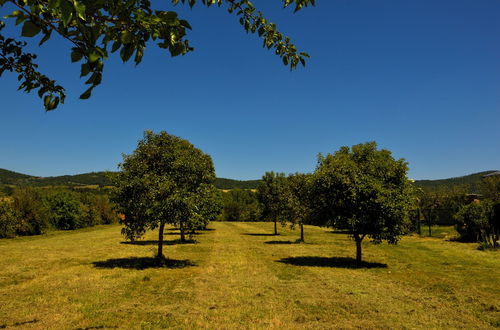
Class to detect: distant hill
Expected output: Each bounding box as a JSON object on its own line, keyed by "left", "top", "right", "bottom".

{"left": 214, "top": 178, "right": 260, "bottom": 190}
{"left": 2, "top": 168, "right": 497, "bottom": 192}
{"left": 414, "top": 170, "right": 498, "bottom": 193}
{"left": 0, "top": 169, "right": 113, "bottom": 187}
{"left": 0, "top": 168, "right": 261, "bottom": 190}
{"left": 0, "top": 168, "right": 33, "bottom": 185}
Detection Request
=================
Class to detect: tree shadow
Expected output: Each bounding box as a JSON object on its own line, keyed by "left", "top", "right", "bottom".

{"left": 1, "top": 319, "right": 39, "bottom": 328}
{"left": 121, "top": 239, "right": 197, "bottom": 246}
{"left": 164, "top": 232, "right": 205, "bottom": 236}
{"left": 277, "top": 256, "right": 387, "bottom": 269}
{"left": 329, "top": 230, "right": 353, "bottom": 234}
{"left": 243, "top": 233, "right": 279, "bottom": 236}
{"left": 76, "top": 326, "right": 118, "bottom": 330}
{"left": 92, "top": 257, "right": 195, "bottom": 270}
{"left": 265, "top": 240, "right": 298, "bottom": 245}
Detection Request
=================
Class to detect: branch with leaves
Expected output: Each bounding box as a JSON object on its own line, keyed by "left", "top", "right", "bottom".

{"left": 0, "top": 0, "right": 313, "bottom": 110}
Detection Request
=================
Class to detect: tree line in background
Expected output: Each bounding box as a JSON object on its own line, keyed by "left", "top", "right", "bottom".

{"left": 0, "top": 187, "right": 119, "bottom": 238}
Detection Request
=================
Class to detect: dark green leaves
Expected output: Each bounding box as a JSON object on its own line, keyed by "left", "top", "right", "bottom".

{"left": 0, "top": 22, "right": 65, "bottom": 111}
{"left": 60, "top": 0, "right": 74, "bottom": 27}
{"left": 1, "top": 0, "right": 312, "bottom": 110}
{"left": 71, "top": 49, "right": 83, "bottom": 62}
{"left": 21, "top": 21, "right": 41, "bottom": 37}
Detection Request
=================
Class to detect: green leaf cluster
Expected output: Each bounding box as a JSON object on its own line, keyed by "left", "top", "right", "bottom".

{"left": 1, "top": 0, "right": 312, "bottom": 110}
{"left": 0, "top": 21, "right": 65, "bottom": 110}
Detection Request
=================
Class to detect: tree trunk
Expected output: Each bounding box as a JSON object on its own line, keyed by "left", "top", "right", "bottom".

{"left": 354, "top": 234, "right": 363, "bottom": 264}
{"left": 355, "top": 239, "right": 362, "bottom": 263}
{"left": 274, "top": 220, "right": 278, "bottom": 235}
{"left": 180, "top": 220, "right": 186, "bottom": 242}
{"left": 417, "top": 208, "right": 422, "bottom": 235}
{"left": 157, "top": 222, "right": 165, "bottom": 259}
{"left": 428, "top": 212, "right": 432, "bottom": 237}
{"left": 300, "top": 223, "right": 304, "bottom": 242}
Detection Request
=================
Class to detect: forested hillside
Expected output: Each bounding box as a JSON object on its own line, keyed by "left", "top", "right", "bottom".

{"left": 0, "top": 168, "right": 261, "bottom": 190}
{"left": 2, "top": 168, "right": 498, "bottom": 191}
{"left": 214, "top": 178, "right": 260, "bottom": 190}
{"left": 414, "top": 170, "right": 498, "bottom": 193}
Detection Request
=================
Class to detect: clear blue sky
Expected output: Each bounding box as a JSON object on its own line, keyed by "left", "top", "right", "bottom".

{"left": 0, "top": 0, "right": 499, "bottom": 180}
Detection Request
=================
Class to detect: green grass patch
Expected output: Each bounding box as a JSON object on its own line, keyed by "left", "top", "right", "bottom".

{"left": 0, "top": 222, "right": 498, "bottom": 328}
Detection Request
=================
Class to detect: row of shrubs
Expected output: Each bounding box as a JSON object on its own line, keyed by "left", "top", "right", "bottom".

{"left": 0, "top": 187, "right": 119, "bottom": 239}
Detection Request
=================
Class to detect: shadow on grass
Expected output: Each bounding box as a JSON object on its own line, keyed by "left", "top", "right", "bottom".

{"left": 243, "top": 233, "right": 279, "bottom": 237}
{"left": 265, "top": 240, "right": 305, "bottom": 245}
{"left": 278, "top": 256, "right": 387, "bottom": 269}
{"left": 0, "top": 319, "right": 39, "bottom": 328}
{"left": 329, "top": 230, "right": 353, "bottom": 234}
{"left": 76, "top": 326, "right": 118, "bottom": 330}
{"left": 92, "top": 257, "right": 195, "bottom": 270}
{"left": 164, "top": 232, "right": 206, "bottom": 236}
{"left": 121, "top": 239, "right": 197, "bottom": 246}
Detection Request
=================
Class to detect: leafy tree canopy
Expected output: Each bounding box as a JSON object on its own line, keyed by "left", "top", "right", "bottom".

{"left": 0, "top": 0, "right": 313, "bottom": 110}
{"left": 257, "top": 171, "right": 287, "bottom": 235}
{"left": 112, "top": 130, "right": 220, "bottom": 258}
{"left": 312, "top": 142, "right": 413, "bottom": 262}
{"left": 280, "top": 172, "right": 312, "bottom": 241}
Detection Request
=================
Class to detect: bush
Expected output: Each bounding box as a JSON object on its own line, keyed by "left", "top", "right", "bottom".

{"left": 11, "top": 188, "right": 50, "bottom": 236}
{"left": 219, "top": 189, "right": 260, "bottom": 221}
{"left": 79, "top": 193, "right": 119, "bottom": 225}
{"left": 0, "top": 199, "right": 16, "bottom": 238}
{"left": 92, "top": 194, "right": 119, "bottom": 224}
{"left": 45, "top": 190, "right": 85, "bottom": 230}
{"left": 455, "top": 200, "right": 499, "bottom": 248}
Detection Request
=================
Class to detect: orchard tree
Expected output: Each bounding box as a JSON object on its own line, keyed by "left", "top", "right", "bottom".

{"left": 455, "top": 200, "right": 499, "bottom": 249}
{"left": 184, "top": 183, "right": 222, "bottom": 237}
{"left": 417, "top": 186, "right": 467, "bottom": 236}
{"left": 112, "top": 130, "right": 219, "bottom": 259}
{"left": 312, "top": 142, "right": 413, "bottom": 263}
{"left": 416, "top": 189, "right": 441, "bottom": 237}
{"left": 257, "top": 171, "right": 286, "bottom": 235}
{"left": 281, "top": 173, "right": 311, "bottom": 242}
{"left": 481, "top": 175, "right": 500, "bottom": 201}
{"left": 0, "top": 0, "right": 313, "bottom": 110}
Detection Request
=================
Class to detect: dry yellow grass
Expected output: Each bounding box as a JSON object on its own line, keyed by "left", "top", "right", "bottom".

{"left": 0, "top": 222, "right": 498, "bottom": 329}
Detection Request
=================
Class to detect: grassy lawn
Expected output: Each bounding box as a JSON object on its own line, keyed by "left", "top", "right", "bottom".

{"left": 0, "top": 222, "right": 498, "bottom": 329}
{"left": 416, "top": 225, "right": 459, "bottom": 239}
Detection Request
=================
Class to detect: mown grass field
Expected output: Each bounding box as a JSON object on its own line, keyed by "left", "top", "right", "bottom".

{"left": 0, "top": 222, "right": 498, "bottom": 329}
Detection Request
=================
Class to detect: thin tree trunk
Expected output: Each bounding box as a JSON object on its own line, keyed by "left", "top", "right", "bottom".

{"left": 300, "top": 223, "right": 304, "bottom": 242}
{"left": 354, "top": 233, "right": 364, "bottom": 264}
{"left": 157, "top": 222, "right": 165, "bottom": 259}
{"left": 428, "top": 212, "right": 432, "bottom": 237}
{"left": 180, "top": 220, "right": 186, "bottom": 242}
{"left": 274, "top": 220, "right": 278, "bottom": 235}
{"left": 355, "top": 239, "right": 362, "bottom": 263}
{"left": 417, "top": 208, "right": 422, "bottom": 235}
